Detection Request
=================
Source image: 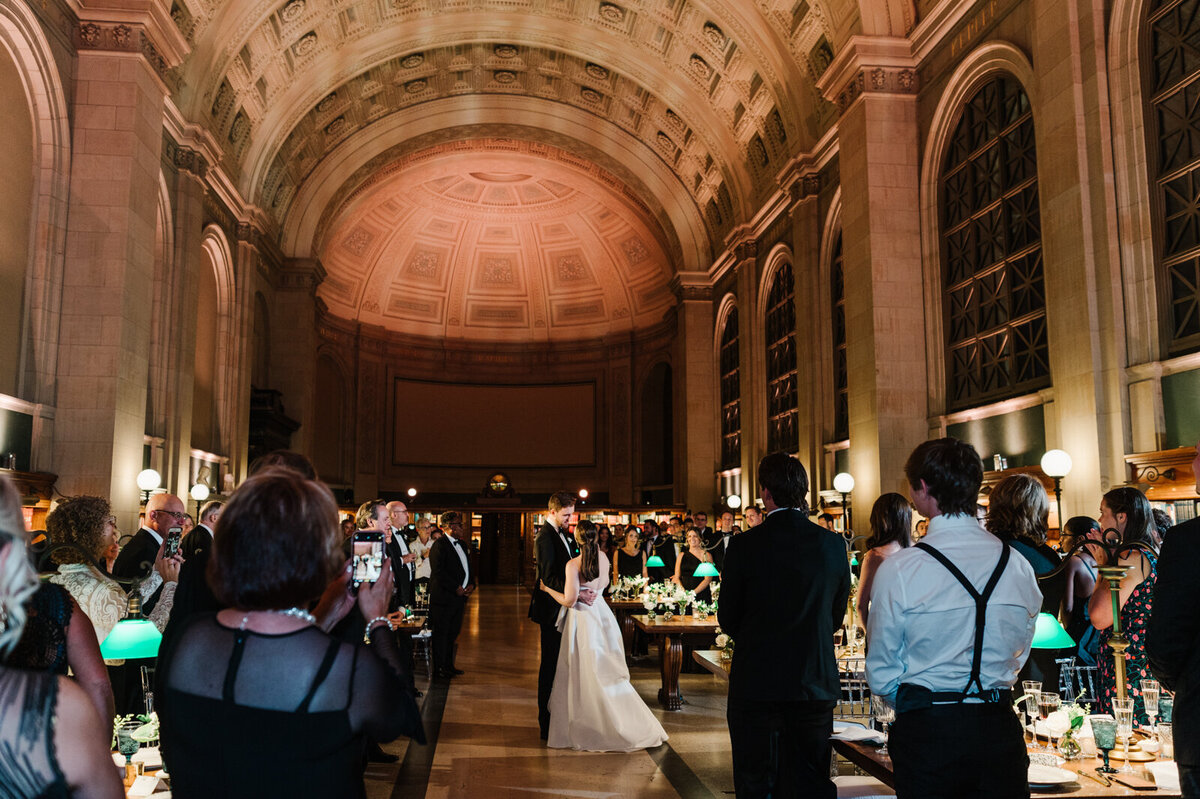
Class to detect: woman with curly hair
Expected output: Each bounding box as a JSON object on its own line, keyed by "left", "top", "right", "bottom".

{"left": 46, "top": 495, "right": 180, "bottom": 648}
{"left": 0, "top": 476, "right": 123, "bottom": 799}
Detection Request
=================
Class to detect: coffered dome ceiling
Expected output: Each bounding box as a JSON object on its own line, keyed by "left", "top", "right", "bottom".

{"left": 165, "top": 0, "right": 916, "bottom": 341}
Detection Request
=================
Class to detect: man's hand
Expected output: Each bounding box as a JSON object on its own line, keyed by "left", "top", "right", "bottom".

{"left": 577, "top": 587, "right": 597, "bottom": 606}
{"left": 401, "top": 552, "right": 417, "bottom": 564}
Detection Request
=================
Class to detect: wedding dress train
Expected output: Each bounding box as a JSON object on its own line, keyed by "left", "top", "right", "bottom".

{"left": 547, "top": 553, "right": 669, "bottom": 752}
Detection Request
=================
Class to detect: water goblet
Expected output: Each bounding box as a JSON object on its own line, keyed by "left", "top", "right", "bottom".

{"left": 1091, "top": 716, "right": 1118, "bottom": 774}
{"left": 1160, "top": 722, "right": 1174, "bottom": 759}
{"left": 1160, "top": 694, "right": 1174, "bottom": 724}
{"left": 871, "top": 694, "right": 895, "bottom": 756}
{"left": 116, "top": 719, "right": 141, "bottom": 763}
{"left": 1112, "top": 698, "right": 1136, "bottom": 774}
{"left": 1141, "top": 679, "right": 1160, "bottom": 744}
{"left": 1037, "top": 691, "right": 1060, "bottom": 752}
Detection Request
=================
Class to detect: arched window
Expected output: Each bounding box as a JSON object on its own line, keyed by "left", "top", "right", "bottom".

{"left": 941, "top": 74, "right": 1048, "bottom": 410}
{"left": 765, "top": 263, "right": 797, "bottom": 452}
{"left": 831, "top": 232, "right": 848, "bottom": 441}
{"left": 718, "top": 308, "right": 740, "bottom": 470}
{"left": 1148, "top": 0, "right": 1200, "bottom": 351}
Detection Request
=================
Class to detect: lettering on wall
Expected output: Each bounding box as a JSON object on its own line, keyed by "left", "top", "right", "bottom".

{"left": 950, "top": 0, "right": 1001, "bottom": 60}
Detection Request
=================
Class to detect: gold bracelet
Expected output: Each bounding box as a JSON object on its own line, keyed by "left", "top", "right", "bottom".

{"left": 363, "top": 615, "right": 394, "bottom": 644}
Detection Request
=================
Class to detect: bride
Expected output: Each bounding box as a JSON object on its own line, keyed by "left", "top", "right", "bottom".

{"left": 540, "top": 520, "right": 668, "bottom": 752}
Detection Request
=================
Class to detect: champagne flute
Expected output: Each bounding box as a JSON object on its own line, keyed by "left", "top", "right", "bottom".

{"left": 1092, "top": 716, "right": 1118, "bottom": 774}
{"left": 1022, "top": 680, "right": 1041, "bottom": 731}
{"left": 1037, "top": 691, "right": 1060, "bottom": 752}
{"left": 1112, "top": 698, "right": 1136, "bottom": 774}
{"left": 1141, "top": 679, "right": 1160, "bottom": 744}
{"left": 871, "top": 694, "right": 895, "bottom": 756}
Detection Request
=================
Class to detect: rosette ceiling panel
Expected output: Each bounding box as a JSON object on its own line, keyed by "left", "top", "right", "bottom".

{"left": 169, "top": 0, "right": 914, "bottom": 341}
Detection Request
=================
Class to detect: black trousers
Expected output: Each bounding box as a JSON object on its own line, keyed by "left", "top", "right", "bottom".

{"left": 537, "top": 621, "right": 562, "bottom": 737}
{"left": 1181, "top": 763, "right": 1199, "bottom": 798}
{"left": 726, "top": 698, "right": 835, "bottom": 799}
{"left": 429, "top": 598, "right": 465, "bottom": 673}
{"left": 890, "top": 702, "right": 1029, "bottom": 799}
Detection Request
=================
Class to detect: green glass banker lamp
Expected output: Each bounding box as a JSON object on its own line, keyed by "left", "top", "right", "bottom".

{"left": 1030, "top": 612, "right": 1074, "bottom": 649}
{"left": 646, "top": 554, "right": 665, "bottom": 568}
{"left": 99, "top": 593, "right": 162, "bottom": 660}
{"left": 692, "top": 561, "right": 720, "bottom": 577}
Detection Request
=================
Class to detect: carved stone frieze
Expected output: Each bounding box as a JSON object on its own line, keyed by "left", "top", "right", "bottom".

{"left": 74, "top": 22, "right": 173, "bottom": 86}
{"left": 833, "top": 67, "right": 918, "bottom": 113}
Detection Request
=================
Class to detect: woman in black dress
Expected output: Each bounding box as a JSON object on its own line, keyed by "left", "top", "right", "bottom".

{"left": 612, "top": 526, "right": 647, "bottom": 582}
{"left": 672, "top": 529, "right": 715, "bottom": 601}
{"left": 158, "top": 468, "right": 424, "bottom": 798}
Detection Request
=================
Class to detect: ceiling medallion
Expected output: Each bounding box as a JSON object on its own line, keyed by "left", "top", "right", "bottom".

{"left": 689, "top": 54, "right": 711, "bottom": 78}
{"left": 293, "top": 32, "right": 318, "bottom": 57}
{"left": 390, "top": 0, "right": 417, "bottom": 7}
{"left": 324, "top": 116, "right": 346, "bottom": 136}
{"left": 580, "top": 87, "right": 603, "bottom": 103}
{"left": 281, "top": 0, "right": 305, "bottom": 22}
{"left": 584, "top": 62, "right": 609, "bottom": 81}
{"left": 494, "top": 70, "right": 518, "bottom": 84}
{"left": 703, "top": 21, "right": 725, "bottom": 47}
{"left": 316, "top": 92, "right": 337, "bottom": 113}
{"left": 599, "top": 2, "right": 625, "bottom": 22}
{"left": 405, "top": 79, "right": 427, "bottom": 93}
{"left": 494, "top": 43, "right": 518, "bottom": 58}
{"left": 400, "top": 52, "right": 424, "bottom": 69}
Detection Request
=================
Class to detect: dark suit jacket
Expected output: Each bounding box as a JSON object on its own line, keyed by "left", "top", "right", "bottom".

{"left": 717, "top": 508, "right": 851, "bottom": 704}
{"left": 528, "top": 522, "right": 576, "bottom": 626}
{"left": 429, "top": 535, "right": 474, "bottom": 606}
{"left": 181, "top": 524, "right": 213, "bottom": 561}
{"left": 112, "top": 528, "right": 164, "bottom": 613}
{"left": 645, "top": 535, "right": 676, "bottom": 583}
{"left": 388, "top": 533, "right": 415, "bottom": 609}
{"left": 1148, "top": 516, "right": 1200, "bottom": 767}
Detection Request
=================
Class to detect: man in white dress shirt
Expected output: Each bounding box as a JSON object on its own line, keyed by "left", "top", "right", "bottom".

{"left": 866, "top": 437, "right": 1040, "bottom": 798}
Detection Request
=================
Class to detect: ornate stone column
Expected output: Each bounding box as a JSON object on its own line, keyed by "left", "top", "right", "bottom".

{"left": 670, "top": 273, "right": 716, "bottom": 510}
{"left": 818, "top": 38, "right": 927, "bottom": 501}
{"left": 272, "top": 258, "right": 326, "bottom": 457}
{"left": 53, "top": 15, "right": 184, "bottom": 523}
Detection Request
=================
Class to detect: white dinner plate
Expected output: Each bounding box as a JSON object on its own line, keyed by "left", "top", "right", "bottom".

{"left": 1027, "top": 764, "right": 1077, "bottom": 787}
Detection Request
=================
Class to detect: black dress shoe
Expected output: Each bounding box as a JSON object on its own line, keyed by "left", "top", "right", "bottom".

{"left": 366, "top": 743, "right": 399, "bottom": 763}
{"left": 448, "top": 667, "right": 465, "bottom": 675}
{"left": 433, "top": 669, "right": 454, "bottom": 679}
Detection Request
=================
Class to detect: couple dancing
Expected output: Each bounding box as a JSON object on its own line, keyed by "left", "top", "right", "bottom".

{"left": 529, "top": 492, "right": 667, "bottom": 751}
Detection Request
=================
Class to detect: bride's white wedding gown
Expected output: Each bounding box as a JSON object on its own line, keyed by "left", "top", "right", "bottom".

{"left": 548, "top": 553, "right": 669, "bottom": 752}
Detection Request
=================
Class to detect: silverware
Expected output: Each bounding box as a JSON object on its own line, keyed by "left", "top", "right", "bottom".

{"left": 1077, "top": 769, "right": 1111, "bottom": 787}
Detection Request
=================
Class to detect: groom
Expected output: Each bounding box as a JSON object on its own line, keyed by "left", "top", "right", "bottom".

{"left": 529, "top": 491, "right": 596, "bottom": 741}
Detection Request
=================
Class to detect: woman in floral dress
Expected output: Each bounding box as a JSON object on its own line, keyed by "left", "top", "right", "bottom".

{"left": 1089, "top": 486, "right": 1158, "bottom": 724}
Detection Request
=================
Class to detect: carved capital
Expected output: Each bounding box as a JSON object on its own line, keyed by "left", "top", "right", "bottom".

{"left": 172, "top": 145, "right": 207, "bottom": 179}
{"left": 669, "top": 273, "right": 713, "bottom": 303}
{"left": 278, "top": 258, "right": 326, "bottom": 293}
{"left": 74, "top": 22, "right": 174, "bottom": 87}
{"left": 815, "top": 36, "right": 917, "bottom": 116}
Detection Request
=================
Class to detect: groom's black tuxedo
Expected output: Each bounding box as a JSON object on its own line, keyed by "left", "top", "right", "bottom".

{"left": 529, "top": 520, "right": 577, "bottom": 739}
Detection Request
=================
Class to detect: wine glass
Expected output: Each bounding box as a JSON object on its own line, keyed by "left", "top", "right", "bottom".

{"left": 1022, "top": 680, "right": 1041, "bottom": 733}
{"left": 1141, "top": 679, "right": 1160, "bottom": 744}
{"left": 1091, "top": 716, "right": 1118, "bottom": 774}
{"left": 116, "top": 719, "right": 141, "bottom": 764}
{"left": 871, "top": 694, "right": 895, "bottom": 756}
{"left": 1112, "top": 698, "right": 1136, "bottom": 774}
{"left": 1037, "top": 691, "right": 1060, "bottom": 752}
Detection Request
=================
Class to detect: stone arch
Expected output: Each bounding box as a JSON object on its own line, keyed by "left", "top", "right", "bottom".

{"left": 196, "top": 226, "right": 238, "bottom": 457}
{"left": 856, "top": 0, "right": 917, "bottom": 37}
{"left": 918, "top": 42, "right": 1037, "bottom": 417}
{"left": 0, "top": 0, "right": 70, "bottom": 403}
{"left": 713, "top": 292, "right": 740, "bottom": 472}
{"left": 819, "top": 190, "right": 845, "bottom": 443}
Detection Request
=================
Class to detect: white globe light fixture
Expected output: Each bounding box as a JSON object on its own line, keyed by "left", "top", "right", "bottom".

{"left": 833, "top": 472, "right": 855, "bottom": 535}
{"left": 407, "top": 487, "right": 417, "bottom": 498}
{"left": 189, "top": 482, "right": 210, "bottom": 502}
{"left": 726, "top": 494, "right": 743, "bottom": 509}
{"left": 1041, "top": 449, "right": 1073, "bottom": 528}
{"left": 136, "top": 468, "right": 161, "bottom": 503}
{"left": 578, "top": 488, "right": 589, "bottom": 499}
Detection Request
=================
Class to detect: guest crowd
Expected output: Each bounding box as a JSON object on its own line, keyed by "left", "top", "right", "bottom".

{"left": 0, "top": 436, "right": 1197, "bottom": 798}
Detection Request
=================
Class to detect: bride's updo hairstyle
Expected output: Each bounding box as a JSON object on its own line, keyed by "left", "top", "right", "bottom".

{"left": 575, "top": 520, "right": 600, "bottom": 582}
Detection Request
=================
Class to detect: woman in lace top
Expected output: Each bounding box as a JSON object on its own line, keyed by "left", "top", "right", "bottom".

{"left": 0, "top": 476, "right": 123, "bottom": 799}
{"left": 45, "top": 496, "right": 181, "bottom": 649}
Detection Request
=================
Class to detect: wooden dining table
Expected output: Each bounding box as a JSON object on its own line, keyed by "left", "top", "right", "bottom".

{"left": 631, "top": 614, "right": 719, "bottom": 710}
{"left": 606, "top": 598, "right": 646, "bottom": 657}
{"left": 831, "top": 737, "right": 1181, "bottom": 797}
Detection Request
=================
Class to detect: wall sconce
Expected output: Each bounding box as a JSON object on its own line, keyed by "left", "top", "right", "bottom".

{"left": 726, "top": 494, "right": 742, "bottom": 509}
{"left": 833, "top": 472, "right": 855, "bottom": 533}
{"left": 1040, "top": 449, "right": 1073, "bottom": 525}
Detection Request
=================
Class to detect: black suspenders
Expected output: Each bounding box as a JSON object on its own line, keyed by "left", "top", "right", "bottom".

{"left": 910, "top": 540, "right": 1011, "bottom": 702}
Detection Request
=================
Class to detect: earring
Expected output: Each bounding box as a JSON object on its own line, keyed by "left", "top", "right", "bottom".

{"left": 0, "top": 602, "right": 8, "bottom": 634}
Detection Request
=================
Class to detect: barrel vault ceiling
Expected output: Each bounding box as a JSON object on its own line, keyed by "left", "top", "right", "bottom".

{"left": 165, "top": 0, "right": 909, "bottom": 342}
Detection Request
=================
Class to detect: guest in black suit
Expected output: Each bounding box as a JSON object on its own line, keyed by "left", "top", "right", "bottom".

{"left": 528, "top": 491, "right": 594, "bottom": 740}
{"left": 181, "top": 500, "right": 222, "bottom": 560}
{"left": 718, "top": 452, "right": 851, "bottom": 799}
{"left": 429, "top": 511, "right": 475, "bottom": 679}
{"left": 114, "top": 493, "right": 186, "bottom": 614}
{"left": 385, "top": 501, "right": 417, "bottom": 609}
{"left": 1148, "top": 441, "right": 1200, "bottom": 798}
{"left": 708, "top": 510, "right": 737, "bottom": 569}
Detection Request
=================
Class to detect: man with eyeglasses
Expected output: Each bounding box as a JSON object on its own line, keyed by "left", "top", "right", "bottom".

{"left": 114, "top": 492, "right": 187, "bottom": 614}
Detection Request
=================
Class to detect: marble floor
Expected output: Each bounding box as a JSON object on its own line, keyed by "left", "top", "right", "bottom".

{"left": 365, "top": 585, "right": 736, "bottom": 799}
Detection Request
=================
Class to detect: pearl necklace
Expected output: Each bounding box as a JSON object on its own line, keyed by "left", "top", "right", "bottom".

{"left": 238, "top": 607, "right": 316, "bottom": 630}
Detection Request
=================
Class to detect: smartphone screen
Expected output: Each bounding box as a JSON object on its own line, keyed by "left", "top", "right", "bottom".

{"left": 165, "top": 526, "right": 183, "bottom": 558}
{"left": 352, "top": 531, "right": 384, "bottom": 586}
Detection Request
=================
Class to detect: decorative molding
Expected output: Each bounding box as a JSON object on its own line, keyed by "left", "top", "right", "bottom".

{"left": 73, "top": 21, "right": 176, "bottom": 89}
{"left": 277, "top": 258, "right": 326, "bottom": 293}
{"left": 815, "top": 36, "right": 918, "bottom": 114}
{"left": 670, "top": 272, "right": 713, "bottom": 303}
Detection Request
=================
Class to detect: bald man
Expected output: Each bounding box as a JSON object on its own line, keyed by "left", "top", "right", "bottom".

{"left": 114, "top": 492, "right": 186, "bottom": 614}
{"left": 386, "top": 501, "right": 417, "bottom": 609}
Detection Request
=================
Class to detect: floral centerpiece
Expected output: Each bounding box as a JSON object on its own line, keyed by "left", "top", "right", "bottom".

{"left": 640, "top": 582, "right": 694, "bottom": 619}
{"left": 611, "top": 575, "right": 647, "bottom": 600}
{"left": 1012, "top": 692, "right": 1089, "bottom": 760}
{"left": 112, "top": 712, "right": 159, "bottom": 747}
{"left": 714, "top": 627, "right": 734, "bottom": 662}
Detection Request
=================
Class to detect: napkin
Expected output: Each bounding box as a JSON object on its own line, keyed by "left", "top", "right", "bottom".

{"left": 127, "top": 775, "right": 166, "bottom": 798}
{"left": 1146, "top": 761, "right": 1181, "bottom": 792}
{"left": 831, "top": 722, "right": 887, "bottom": 745}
